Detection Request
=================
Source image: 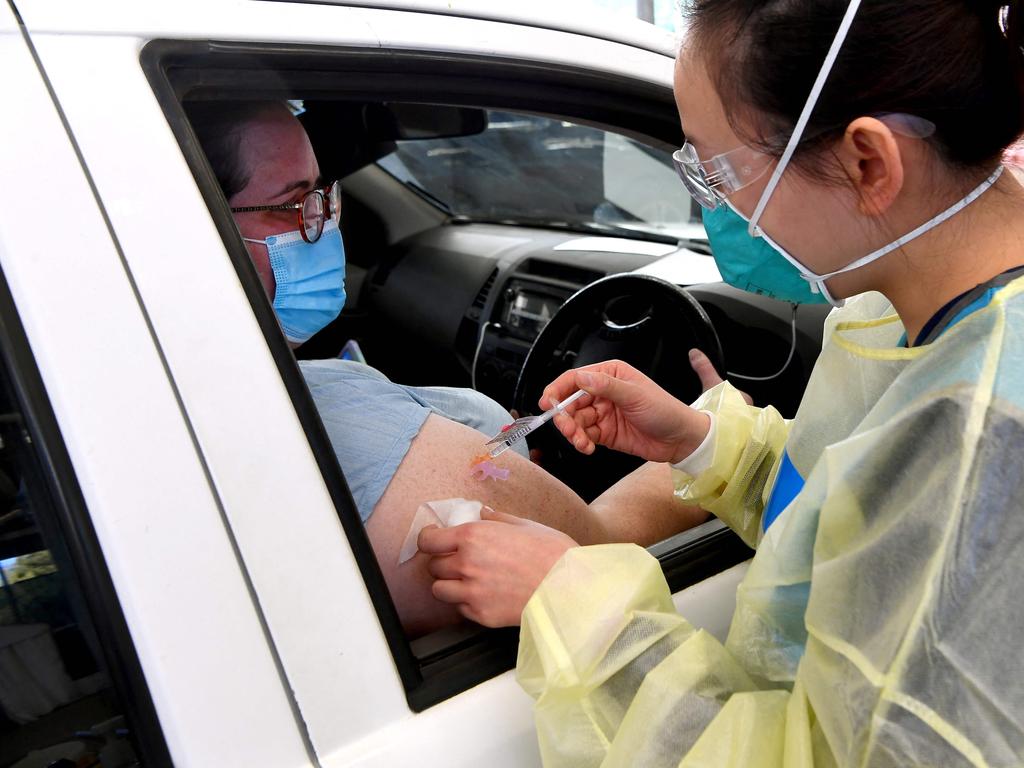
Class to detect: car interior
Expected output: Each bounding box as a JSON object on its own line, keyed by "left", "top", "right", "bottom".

{"left": 145, "top": 40, "right": 832, "bottom": 710}
{"left": 292, "top": 99, "right": 829, "bottom": 497}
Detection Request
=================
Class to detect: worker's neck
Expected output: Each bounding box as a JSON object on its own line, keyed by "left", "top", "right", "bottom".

{"left": 865, "top": 170, "right": 1024, "bottom": 345}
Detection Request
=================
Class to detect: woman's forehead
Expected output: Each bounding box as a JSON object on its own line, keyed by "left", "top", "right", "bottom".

{"left": 674, "top": 51, "right": 740, "bottom": 152}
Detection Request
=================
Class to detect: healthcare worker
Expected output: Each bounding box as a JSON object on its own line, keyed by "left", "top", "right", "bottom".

{"left": 419, "top": 0, "right": 1024, "bottom": 765}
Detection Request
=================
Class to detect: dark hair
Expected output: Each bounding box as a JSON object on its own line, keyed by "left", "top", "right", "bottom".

{"left": 687, "top": 0, "right": 1024, "bottom": 173}
{"left": 183, "top": 101, "right": 284, "bottom": 199}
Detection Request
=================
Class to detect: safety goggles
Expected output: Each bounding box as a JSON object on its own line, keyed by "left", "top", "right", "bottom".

{"left": 672, "top": 112, "right": 935, "bottom": 213}
{"left": 672, "top": 142, "right": 773, "bottom": 211}
{"left": 231, "top": 180, "right": 342, "bottom": 243}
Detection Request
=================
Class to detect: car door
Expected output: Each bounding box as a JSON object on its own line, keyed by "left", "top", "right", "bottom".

{"left": 11, "top": 2, "right": 752, "bottom": 766}
{"left": 1, "top": 4, "right": 320, "bottom": 766}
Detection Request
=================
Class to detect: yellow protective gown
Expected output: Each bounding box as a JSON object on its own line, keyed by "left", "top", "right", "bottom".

{"left": 517, "top": 281, "right": 1024, "bottom": 767}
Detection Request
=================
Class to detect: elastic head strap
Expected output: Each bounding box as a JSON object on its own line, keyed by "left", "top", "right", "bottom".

{"left": 747, "top": 0, "right": 865, "bottom": 237}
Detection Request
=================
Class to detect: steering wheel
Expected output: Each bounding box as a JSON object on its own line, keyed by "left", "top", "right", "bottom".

{"left": 513, "top": 274, "right": 724, "bottom": 502}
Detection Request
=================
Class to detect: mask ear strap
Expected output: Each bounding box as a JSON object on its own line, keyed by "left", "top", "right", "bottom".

{"left": 808, "top": 165, "right": 1006, "bottom": 283}
{"left": 747, "top": 0, "right": 865, "bottom": 237}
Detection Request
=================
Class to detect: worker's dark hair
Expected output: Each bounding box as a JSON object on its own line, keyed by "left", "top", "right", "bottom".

{"left": 183, "top": 101, "right": 285, "bottom": 199}
{"left": 686, "top": 0, "right": 1024, "bottom": 174}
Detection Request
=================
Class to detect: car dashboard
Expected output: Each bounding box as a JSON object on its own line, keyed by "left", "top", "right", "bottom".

{"left": 359, "top": 221, "right": 831, "bottom": 420}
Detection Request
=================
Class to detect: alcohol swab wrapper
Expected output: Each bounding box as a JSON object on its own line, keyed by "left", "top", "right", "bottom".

{"left": 398, "top": 498, "right": 485, "bottom": 564}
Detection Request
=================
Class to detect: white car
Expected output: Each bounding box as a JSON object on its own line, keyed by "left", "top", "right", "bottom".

{"left": 0, "top": 2, "right": 830, "bottom": 766}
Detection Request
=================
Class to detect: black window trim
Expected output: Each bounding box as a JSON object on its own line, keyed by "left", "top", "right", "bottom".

{"left": 140, "top": 38, "right": 752, "bottom": 714}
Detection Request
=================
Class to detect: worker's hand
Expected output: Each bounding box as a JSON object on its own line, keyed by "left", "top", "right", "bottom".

{"left": 418, "top": 508, "right": 577, "bottom": 627}
{"left": 540, "top": 352, "right": 715, "bottom": 464}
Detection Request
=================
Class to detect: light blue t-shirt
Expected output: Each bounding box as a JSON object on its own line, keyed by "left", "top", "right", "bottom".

{"left": 299, "top": 359, "right": 528, "bottom": 522}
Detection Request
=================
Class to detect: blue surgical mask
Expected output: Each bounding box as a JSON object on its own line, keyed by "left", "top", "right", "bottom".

{"left": 245, "top": 220, "right": 347, "bottom": 344}
{"left": 703, "top": 202, "right": 829, "bottom": 305}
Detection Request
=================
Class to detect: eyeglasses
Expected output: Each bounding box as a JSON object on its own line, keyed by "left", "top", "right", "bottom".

{"left": 671, "top": 142, "right": 773, "bottom": 211}
{"left": 672, "top": 113, "right": 937, "bottom": 212}
{"left": 231, "top": 180, "right": 342, "bottom": 243}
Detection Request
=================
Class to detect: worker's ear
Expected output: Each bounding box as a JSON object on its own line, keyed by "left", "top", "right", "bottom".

{"left": 835, "top": 116, "right": 905, "bottom": 217}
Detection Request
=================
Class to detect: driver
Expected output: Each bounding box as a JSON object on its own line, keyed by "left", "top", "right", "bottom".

{"left": 186, "top": 100, "right": 715, "bottom": 635}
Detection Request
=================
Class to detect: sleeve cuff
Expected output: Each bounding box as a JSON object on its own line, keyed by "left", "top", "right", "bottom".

{"left": 671, "top": 412, "right": 716, "bottom": 476}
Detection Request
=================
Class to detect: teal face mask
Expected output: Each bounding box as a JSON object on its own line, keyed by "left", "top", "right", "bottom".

{"left": 703, "top": 202, "right": 829, "bottom": 305}
{"left": 247, "top": 220, "right": 348, "bottom": 343}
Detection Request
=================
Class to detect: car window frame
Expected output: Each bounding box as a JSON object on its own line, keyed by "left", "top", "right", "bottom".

{"left": 141, "top": 38, "right": 752, "bottom": 712}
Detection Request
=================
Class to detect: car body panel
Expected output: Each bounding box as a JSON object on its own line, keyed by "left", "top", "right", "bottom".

{"left": 273, "top": 0, "right": 678, "bottom": 56}
{"left": 14, "top": 0, "right": 673, "bottom": 87}
{"left": 0, "top": 9, "right": 315, "bottom": 765}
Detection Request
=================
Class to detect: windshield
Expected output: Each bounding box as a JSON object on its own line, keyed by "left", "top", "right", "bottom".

{"left": 376, "top": 110, "right": 705, "bottom": 242}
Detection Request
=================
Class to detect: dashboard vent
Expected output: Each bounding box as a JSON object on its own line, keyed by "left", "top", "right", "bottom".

{"left": 472, "top": 268, "right": 499, "bottom": 310}
{"left": 521, "top": 259, "right": 602, "bottom": 286}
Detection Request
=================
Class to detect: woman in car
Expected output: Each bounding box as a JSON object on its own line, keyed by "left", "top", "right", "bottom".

{"left": 421, "top": 0, "right": 1024, "bottom": 764}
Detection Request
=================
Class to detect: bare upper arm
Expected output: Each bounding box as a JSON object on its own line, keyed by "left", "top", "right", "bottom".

{"left": 365, "top": 413, "right": 593, "bottom": 636}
